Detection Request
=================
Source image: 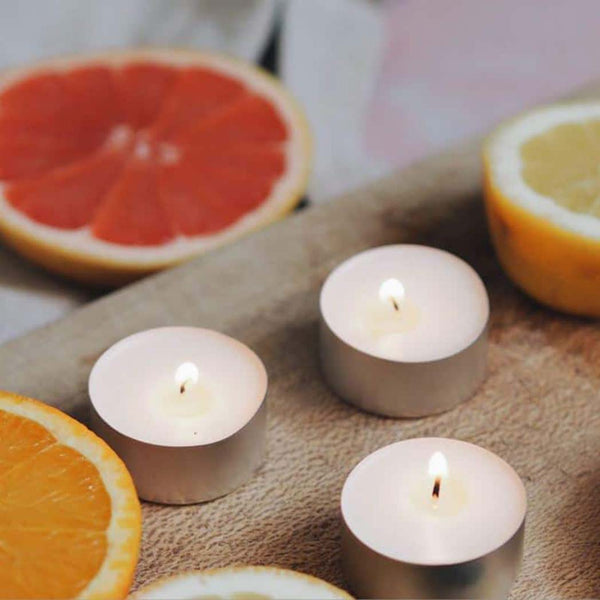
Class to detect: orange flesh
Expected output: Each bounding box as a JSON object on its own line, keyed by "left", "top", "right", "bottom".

{"left": 0, "top": 409, "right": 111, "bottom": 598}
{"left": 0, "top": 63, "right": 289, "bottom": 245}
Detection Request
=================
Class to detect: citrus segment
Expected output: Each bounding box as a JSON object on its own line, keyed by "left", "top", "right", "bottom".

{"left": 158, "top": 160, "right": 230, "bottom": 235}
{"left": 93, "top": 158, "right": 175, "bottom": 245}
{"left": 178, "top": 94, "right": 288, "bottom": 145}
{"left": 0, "top": 391, "right": 141, "bottom": 599}
{"left": 160, "top": 156, "right": 277, "bottom": 236}
{"left": 0, "top": 443, "right": 111, "bottom": 530}
{"left": 0, "top": 73, "right": 67, "bottom": 118}
{"left": 152, "top": 67, "right": 245, "bottom": 136}
{"left": 0, "top": 49, "right": 311, "bottom": 285}
{"left": 484, "top": 103, "right": 600, "bottom": 316}
{"left": 177, "top": 144, "right": 285, "bottom": 177}
{"left": 0, "top": 139, "right": 92, "bottom": 180}
{"left": 202, "top": 168, "right": 275, "bottom": 212}
{"left": 0, "top": 409, "right": 55, "bottom": 474}
{"left": 520, "top": 120, "right": 600, "bottom": 216}
{"left": 6, "top": 145, "right": 127, "bottom": 229}
{"left": 116, "top": 63, "right": 176, "bottom": 128}
{"left": 0, "top": 68, "right": 117, "bottom": 180}
{"left": 0, "top": 68, "right": 118, "bottom": 158}
{"left": 61, "top": 67, "right": 120, "bottom": 135}
{"left": 0, "top": 528, "right": 107, "bottom": 599}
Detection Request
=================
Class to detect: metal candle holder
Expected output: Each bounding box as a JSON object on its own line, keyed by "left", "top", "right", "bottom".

{"left": 341, "top": 518, "right": 524, "bottom": 599}
{"left": 320, "top": 320, "right": 488, "bottom": 417}
{"left": 88, "top": 327, "right": 267, "bottom": 505}
{"left": 90, "top": 400, "right": 266, "bottom": 505}
{"left": 319, "top": 245, "right": 489, "bottom": 418}
{"left": 340, "top": 438, "right": 527, "bottom": 599}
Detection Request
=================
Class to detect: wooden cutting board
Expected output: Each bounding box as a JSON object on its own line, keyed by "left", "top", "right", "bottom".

{"left": 0, "top": 85, "right": 599, "bottom": 599}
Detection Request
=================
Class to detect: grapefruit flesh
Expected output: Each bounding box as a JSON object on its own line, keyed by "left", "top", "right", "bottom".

{"left": 0, "top": 50, "right": 311, "bottom": 285}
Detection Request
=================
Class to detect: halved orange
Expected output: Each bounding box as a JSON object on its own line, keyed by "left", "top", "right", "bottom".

{"left": 0, "top": 391, "right": 141, "bottom": 599}
{"left": 0, "top": 49, "right": 311, "bottom": 286}
{"left": 484, "top": 103, "right": 600, "bottom": 316}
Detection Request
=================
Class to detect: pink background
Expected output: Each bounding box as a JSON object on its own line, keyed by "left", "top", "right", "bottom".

{"left": 367, "top": 0, "right": 600, "bottom": 167}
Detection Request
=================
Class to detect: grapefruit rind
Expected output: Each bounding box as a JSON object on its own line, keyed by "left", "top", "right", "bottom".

{"left": 0, "top": 49, "right": 311, "bottom": 285}
{"left": 0, "top": 391, "right": 141, "bottom": 599}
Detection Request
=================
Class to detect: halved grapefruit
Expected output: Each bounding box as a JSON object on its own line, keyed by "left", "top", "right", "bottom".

{"left": 0, "top": 49, "right": 311, "bottom": 286}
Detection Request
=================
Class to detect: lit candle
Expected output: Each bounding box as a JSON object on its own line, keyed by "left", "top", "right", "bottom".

{"left": 151, "top": 361, "right": 212, "bottom": 419}
{"left": 89, "top": 327, "right": 267, "bottom": 504}
{"left": 131, "top": 567, "right": 353, "bottom": 599}
{"left": 341, "top": 438, "right": 526, "bottom": 599}
{"left": 320, "top": 245, "right": 489, "bottom": 417}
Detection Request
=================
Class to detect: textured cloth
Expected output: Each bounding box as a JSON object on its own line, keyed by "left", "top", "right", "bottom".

{"left": 281, "top": 0, "right": 388, "bottom": 202}
{"left": 0, "top": 85, "right": 599, "bottom": 599}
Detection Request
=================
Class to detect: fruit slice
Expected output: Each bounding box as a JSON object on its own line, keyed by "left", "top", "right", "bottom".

{"left": 0, "top": 391, "right": 141, "bottom": 599}
{"left": 0, "top": 49, "right": 311, "bottom": 286}
{"left": 484, "top": 103, "right": 600, "bottom": 316}
{"left": 131, "top": 566, "right": 353, "bottom": 599}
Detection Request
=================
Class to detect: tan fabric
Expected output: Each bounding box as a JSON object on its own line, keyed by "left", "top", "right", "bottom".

{"left": 1, "top": 87, "right": 599, "bottom": 599}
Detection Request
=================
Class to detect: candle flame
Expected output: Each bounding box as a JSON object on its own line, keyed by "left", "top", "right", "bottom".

{"left": 428, "top": 451, "right": 447, "bottom": 502}
{"left": 428, "top": 451, "right": 448, "bottom": 479}
{"left": 378, "top": 278, "right": 405, "bottom": 311}
{"left": 175, "top": 362, "right": 199, "bottom": 394}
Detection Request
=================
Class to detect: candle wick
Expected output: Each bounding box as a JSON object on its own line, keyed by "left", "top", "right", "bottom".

{"left": 392, "top": 298, "right": 400, "bottom": 311}
{"left": 432, "top": 477, "right": 441, "bottom": 499}
{"left": 180, "top": 381, "right": 187, "bottom": 394}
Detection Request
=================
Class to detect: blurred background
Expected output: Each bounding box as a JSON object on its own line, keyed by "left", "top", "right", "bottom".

{"left": 2, "top": 0, "right": 600, "bottom": 343}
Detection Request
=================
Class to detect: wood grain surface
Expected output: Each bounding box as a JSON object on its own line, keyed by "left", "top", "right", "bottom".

{"left": 0, "top": 88, "right": 599, "bottom": 599}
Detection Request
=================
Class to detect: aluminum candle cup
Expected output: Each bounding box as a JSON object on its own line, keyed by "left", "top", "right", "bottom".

{"left": 89, "top": 327, "right": 267, "bottom": 505}
{"left": 320, "top": 245, "right": 489, "bottom": 417}
{"left": 341, "top": 438, "right": 527, "bottom": 600}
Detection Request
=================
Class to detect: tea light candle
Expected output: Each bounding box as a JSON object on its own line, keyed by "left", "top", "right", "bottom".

{"left": 89, "top": 327, "right": 267, "bottom": 504}
{"left": 341, "top": 438, "right": 526, "bottom": 599}
{"left": 320, "top": 245, "right": 489, "bottom": 417}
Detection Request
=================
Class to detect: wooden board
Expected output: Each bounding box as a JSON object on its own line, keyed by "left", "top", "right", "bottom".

{"left": 0, "top": 87, "right": 599, "bottom": 599}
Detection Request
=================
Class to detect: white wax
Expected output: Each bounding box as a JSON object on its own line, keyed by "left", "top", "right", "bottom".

{"left": 341, "top": 438, "right": 527, "bottom": 566}
{"left": 89, "top": 327, "right": 267, "bottom": 447}
{"left": 320, "top": 245, "right": 489, "bottom": 361}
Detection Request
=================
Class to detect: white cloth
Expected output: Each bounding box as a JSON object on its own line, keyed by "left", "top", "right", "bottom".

{"left": 0, "top": 0, "right": 276, "bottom": 68}
{"left": 280, "top": 0, "right": 388, "bottom": 203}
